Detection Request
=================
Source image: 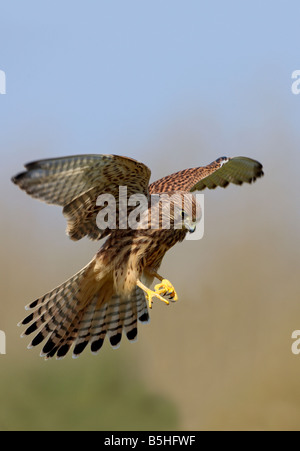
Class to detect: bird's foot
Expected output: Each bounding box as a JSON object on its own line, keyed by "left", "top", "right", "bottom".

{"left": 137, "top": 279, "right": 178, "bottom": 309}
{"left": 136, "top": 279, "right": 171, "bottom": 309}
{"left": 145, "top": 287, "right": 170, "bottom": 310}
{"left": 154, "top": 279, "right": 178, "bottom": 302}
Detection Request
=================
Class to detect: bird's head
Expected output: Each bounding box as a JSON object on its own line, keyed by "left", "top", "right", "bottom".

{"left": 179, "top": 209, "right": 197, "bottom": 233}
{"left": 172, "top": 192, "right": 201, "bottom": 234}
{"left": 150, "top": 191, "right": 201, "bottom": 234}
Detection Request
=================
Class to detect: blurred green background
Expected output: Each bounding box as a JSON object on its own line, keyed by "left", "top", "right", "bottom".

{"left": 1, "top": 1, "right": 300, "bottom": 431}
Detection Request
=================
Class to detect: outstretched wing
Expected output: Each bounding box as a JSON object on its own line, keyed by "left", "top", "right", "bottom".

{"left": 12, "top": 154, "right": 151, "bottom": 241}
{"left": 149, "top": 156, "right": 264, "bottom": 194}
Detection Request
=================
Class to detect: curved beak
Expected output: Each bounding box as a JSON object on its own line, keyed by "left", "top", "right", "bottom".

{"left": 185, "top": 218, "right": 196, "bottom": 233}
{"left": 187, "top": 223, "right": 196, "bottom": 233}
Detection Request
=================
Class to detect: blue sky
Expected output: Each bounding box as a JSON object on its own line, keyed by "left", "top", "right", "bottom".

{"left": 0, "top": 1, "right": 299, "bottom": 167}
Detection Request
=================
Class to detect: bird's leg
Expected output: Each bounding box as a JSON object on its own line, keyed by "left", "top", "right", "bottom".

{"left": 136, "top": 279, "right": 170, "bottom": 310}
{"left": 144, "top": 268, "right": 178, "bottom": 302}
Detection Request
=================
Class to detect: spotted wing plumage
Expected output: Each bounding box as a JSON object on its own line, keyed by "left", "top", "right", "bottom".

{"left": 12, "top": 154, "right": 151, "bottom": 241}
{"left": 149, "top": 156, "right": 264, "bottom": 194}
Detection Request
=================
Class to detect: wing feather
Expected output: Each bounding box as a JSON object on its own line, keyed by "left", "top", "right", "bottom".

{"left": 12, "top": 154, "right": 151, "bottom": 241}
{"left": 149, "top": 156, "right": 263, "bottom": 193}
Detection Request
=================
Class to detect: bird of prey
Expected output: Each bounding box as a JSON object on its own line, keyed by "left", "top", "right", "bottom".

{"left": 12, "top": 154, "right": 263, "bottom": 359}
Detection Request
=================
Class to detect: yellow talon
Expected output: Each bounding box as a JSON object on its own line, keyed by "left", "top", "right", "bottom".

{"left": 137, "top": 279, "right": 170, "bottom": 309}
{"left": 154, "top": 279, "right": 178, "bottom": 302}
{"left": 145, "top": 288, "right": 170, "bottom": 309}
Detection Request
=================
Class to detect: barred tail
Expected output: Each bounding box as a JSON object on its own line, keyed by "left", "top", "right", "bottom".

{"left": 18, "top": 260, "right": 149, "bottom": 359}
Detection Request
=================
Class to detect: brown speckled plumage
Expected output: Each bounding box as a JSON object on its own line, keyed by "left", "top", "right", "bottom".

{"left": 12, "top": 153, "right": 263, "bottom": 359}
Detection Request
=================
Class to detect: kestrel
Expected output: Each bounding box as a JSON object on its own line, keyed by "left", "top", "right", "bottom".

{"left": 12, "top": 154, "right": 263, "bottom": 359}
